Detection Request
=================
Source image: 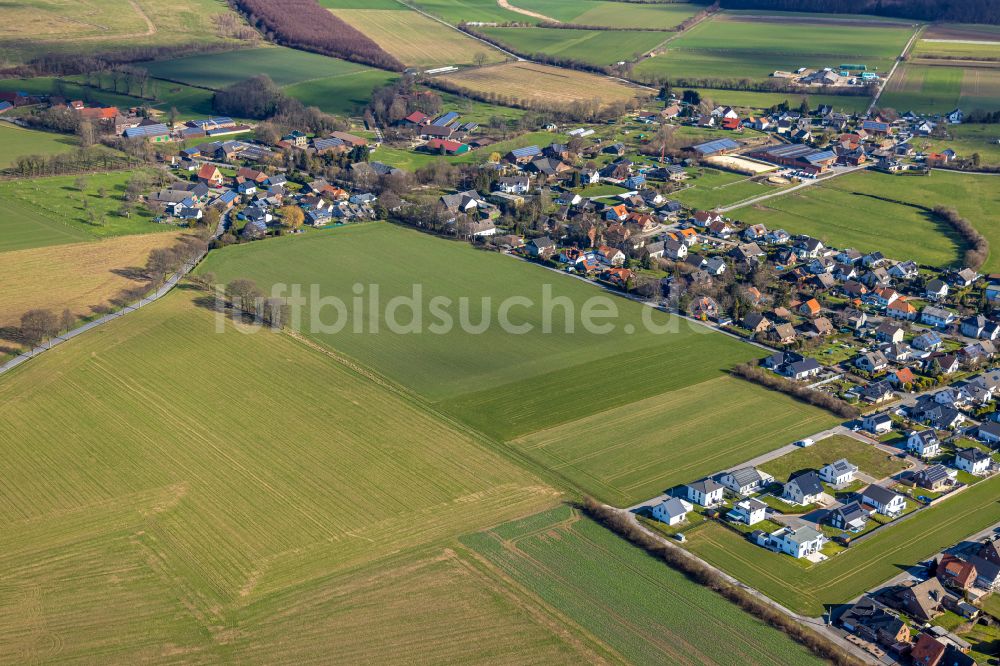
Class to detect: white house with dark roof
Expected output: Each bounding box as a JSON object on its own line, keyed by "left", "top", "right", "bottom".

{"left": 820, "top": 459, "right": 858, "bottom": 486}
{"left": 728, "top": 498, "right": 768, "bottom": 526}
{"left": 860, "top": 485, "right": 906, "bottom": 517}
{"left": 718, "top": 467, "right": 773, "bottom": 496}
{"left": 907, "top": 430, "right": 941, "bottom": 458}
{"left": 765, "top": 526, "right": 826, "bottom": 558}
{"left": 955, "top": 448, "right": 991, "bottom": 476}
{"left": 650, "top": 497, "right": 693, "bottom": 526}
{"left": 828, "top": 501, "right": 869, "bottom": 532}
{"left": 782, "top": 471, "right": 824, "bottom": 505}
{"left": 686, "top": 479, "right": 724, "bottom": 507}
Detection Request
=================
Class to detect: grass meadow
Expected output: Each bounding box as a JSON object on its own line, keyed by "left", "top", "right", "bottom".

{"left": 679, "top": 87, "right": 872, "bottom": 113}
{"left": 672, "top": 167, "right": 775, "bottom": 210}
{"left": 0, "top": 171, "right": 170, "bottom": 253}
{"left": 920, "top": 123, "right": 1000, "bottom": 165}
{"left": 410, "top": 0, "right": 528, "bottom": 24}
{"left": 0, "top": 124, "right": 78, "bottom": 168}
{"left": 0, "top": 291, "right": 562, "bottom": 661}
{"left": 635, "top": 14, "right": 912, "bottom": 83}
{"left": 685, "top": 470, "right": 1000, "bottom": 616}
{"left": 329, "top": 8, "right": 505, "bottom": 68}
{"left": 732, "top": 170, "right": 1000, "bottom": 270}
{"left": 758, "top": 435, "right": 908, "bottom": 482}
{"left": 463, "top": 505, "right": 824, "bottom": 665}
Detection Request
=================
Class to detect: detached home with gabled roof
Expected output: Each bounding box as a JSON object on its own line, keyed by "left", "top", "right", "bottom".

{"left": 685, "top": 479, "right": 724, "bottom": 507}
{"left": 955, "top": 447, "right": 991, "bottom": 475}
{"left": 728, "top": 498, "right": 768, "bottom": 525}
{"left": 828, "top": 501, "right": 869, "bottom": 532}
{"left": 650, "top": 497, "right": 693, "bottom": 526}
{"left": 907, "top": 430, "right": 941, "bottom": 458}
{"left": 820, "top": 459, "right": 858, "bottom": 486}
{"left": 718, "top": 467, "right": 773, "bottom": 496}
{"left": 783, "top": 471, "right": 823, "bottom": 505}
{"left": 860, "top": 484, "right": 906, "bottom": 517}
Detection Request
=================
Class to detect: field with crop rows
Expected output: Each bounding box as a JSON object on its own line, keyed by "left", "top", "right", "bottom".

{"left": 881, "top": 62, "right": 1000, "bottom": 113}
{"left": 510, "top": 376, "right": 838, "bottom": 505}
{"left": 0, "top": 291, "right": 560, "bottom": 661}
{"left": 463, "top": 506, "right": 824, "bottom": 665}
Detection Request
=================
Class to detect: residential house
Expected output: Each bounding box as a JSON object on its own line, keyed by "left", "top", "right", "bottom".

{"left": 886, "top": 298, "right": 918, "bottom": 321}
{"left": 783, "top": 471, "right": 823, "bottom": 505}
{"left": 876, "top": 322, "right": 905, "bottom": 344}
{"left": 922, "top": 306, "right": 957, "bottom": 329}
{"left": 860, "top": 380, "right": 896, "bottom": 404}
{"left": 663, "top": 238, "right": 687, "bottom": 260}
{"left": 970, "top": 555, "right": 1000, "bottom": 591}
{"left": 689, "top": 296, "right": 719, "bottom": 320}
{"left": 911, "top": 633, "right": 948, "bottom": 666}
{"left": 952, "top": 267, "right": 979, "bottom": 287}
{"left": 820, "top": 459, "right": 858, "bottom": 486}
{"left": 766, "top": 526, "right": 826, "bottom": 559}
{"left": 889, "top": 367, "right": 917, "bottom": 388}
{"left": 955, "top": 447, "right": 991, "bottom": 475}
{"left": 961, "top": 315, "right": 991, "bottom": 339}
{"left": 860, "top": 485, "right": 906, "bottom": 517}
{"left": 811, "top": 315, "right": 834, "bottom": 335}
{"left": 908, "top": 430, "right": 941, "bottom": 458}
{"left": 196, "top": 164, "right": 224, "bottom": 188}
{"left": 926, "top": 279, "right": 950, "bottom": 302}
{"left": 838, "top": 598, "right": 910, "bottom": 647}
{"left": 784, "top": 357, "right": 822, "bottom": 380}
{"left": 728, "top": 498, "right": 768, "bottom": 526}
{"left": 718, "top": 467, "right": 773, "bottom": 496}
{"left": 799, "top": 298, "right": 821, "bottom": 318}
{"left": 828, "top": 501, "right": 870, "bottom": 532}
{"left": 770, "top": 323, "right": 797, "bottom": 344}
{"left": 897, "top": 577, "right": 952, "bottom": 623}
{"left": 914, "top": 464, "right": 954, "bottom": 491}
{"left": 862, "top": 413, "right": 893, "bottom": 435}
{"left": 978, "top": 422, "right": 1000, "bottom": 444}
{"left": 938, "top": 554, "right": 978, "bottom": 591}
{"left": 526, "top": 237, "right": 555, "bottom": 259}
{"left": 913, "top": 331, "right": 944, "bottom": 352}
{"left": 889, "top": 260, "right": 919, "bottom": 280}
{"left": 685, "top": 479, "right": 724, "bottom": 507}
{"left": 743, "top": 312, "right": 772, "bottom": 335}
{"left": 650, "top": 497, "right": 693, "bottom": 526}
{"left": 855, "top": 351, "right": 889, "bottom": 374}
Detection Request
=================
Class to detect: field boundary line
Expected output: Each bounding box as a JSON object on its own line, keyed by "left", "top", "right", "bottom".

{"left": 869, "top": 22, "right": 925, "bottom": 114}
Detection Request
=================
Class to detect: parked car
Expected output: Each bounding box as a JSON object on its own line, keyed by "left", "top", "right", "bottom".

{"left": 797, "top": 438, "right": 814, "bottom": 447}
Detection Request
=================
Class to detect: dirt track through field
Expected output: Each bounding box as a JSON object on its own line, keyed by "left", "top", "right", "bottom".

{"left": 497, "top": 0, "right": 559, "bottom": 23}
{"left": 73, "top": 0, "right": 156, "bottom": 40}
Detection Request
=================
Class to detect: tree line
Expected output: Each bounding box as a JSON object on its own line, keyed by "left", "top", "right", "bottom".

{"left": 229, "top": 0, "right": 405, "bottom": 71}
{"left": 716, "top": 0, "right": 1000, "bottom": 24}
{"left": 933, "top": 205, "right": 990, "bottom": 270}
{"left": 731, "top": 362, "right": 861, "bottom": 419}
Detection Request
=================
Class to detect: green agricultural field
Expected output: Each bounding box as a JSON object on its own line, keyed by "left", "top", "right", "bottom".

{"left": 0, "top": 171, "right": 172, "bottom": 253}
{"left": 881, "top": 63, "right": 1000, "bottom": 114}
{"left": 635, "top": 14, "right": 912, "bottom": 83}
{"left": 673, "top": 167, "right": 775, "bottom": 210}
{"left": 509, "top": 0, "right": 699, "bottom": 28}
{"left": 510, "top": 376, "right": 837, "bottom": 506}
{"left": 920, "top": 123, "right": 1000, "bottom": 166}
{"left": 476, "top": 27, "right": 667, "bottom": 65}
{"left": 759, "top": 435, "right": 909, "bottom": 482}
{"left": 463, "top": 506, "right": 824, "bottom": 665}
{"left": 732, "top": 169, "right": 1000, "bottom": 270}
{"left": 685, "top": 470, "right": 1000, "bottom": 616}
{"left": 0, "top": 123, "right": 78, "bottom": 169}
{"left": 0, "top": 291, "right": 563, "bottom": 661}
{"left": 144, "top": 46, "right": 399, "bottom": 116}
{"left": 680, "top": 87, "right": 872, "bottom": 113}
{"left": 201, "top": 224, "right": 841, "bottom": 507}
{"left": 913, "top": 39, "right": 1000, "bottom": 60}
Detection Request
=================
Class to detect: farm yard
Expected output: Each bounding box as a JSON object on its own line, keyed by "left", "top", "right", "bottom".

{"left": 463, "top": 506, "right": 825, "bottom": 666}
{"left": 0, "top": 291, "right": 562, "bottom": 661}
{"left": 328, "top": 7, "right": 504, "bottom": 68}
{"left": 634, "top": 13, "right": 914, "bottom": 83}
{"left": 436, "top": 62, "right": 645, "bottom": 108}
{"left": 684, "top": 470, "right": 1000, "bottom": 616}
{"left": 0, "top": 171, "right": 170, "bottom": 253}
{"left": 509, "top": 376, "right": 838, "bottom": 506}
{"left": 731, "top": 170, "right": 1000, "bottom": 270}
{"left": 474, "top": 27, "right": 668, "bottom": 67}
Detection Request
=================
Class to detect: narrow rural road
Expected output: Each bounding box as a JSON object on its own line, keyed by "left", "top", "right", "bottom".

{"left": 867, "top": 24, "right": 924, "bottom": 115}
{"left": 496, "top": 0, "right": 558, "bottom": 23}
{"left": 0, "top": 212, "right": 228, "bottom": 377}
{"left": 719, "top": 164, "right": 868, "bottom": 213}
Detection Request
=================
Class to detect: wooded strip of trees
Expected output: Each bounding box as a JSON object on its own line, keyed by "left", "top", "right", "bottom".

{"left": 230, "top": 0, "right": 404, "bottom": 71}
{"left": 731, "top": 362, "right": 861, "bottom": 418}
{"left": 5, "top": 149, "right": 140, "bottom": 179}
{"left": 0, "top": 43, "right": 243, "bottom": 79}
{"left": 579, "top": 498, "right": 868, "bottom": 666}
{"left": 716, "top": 0, "right": 1000, "bottom": 25}
{"left": 933, "top": 206, "right": 990, "bottom": 270}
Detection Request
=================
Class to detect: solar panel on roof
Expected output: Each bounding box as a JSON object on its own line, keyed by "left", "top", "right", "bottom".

{"left": 692, "top": 138, "right": 739, "bottom": 155}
